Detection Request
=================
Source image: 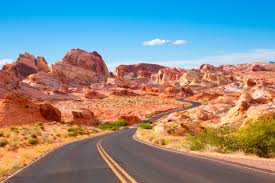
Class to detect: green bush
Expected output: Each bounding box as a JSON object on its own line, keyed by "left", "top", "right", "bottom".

{"left": 233, "top": 119, "right": 275, "bottom": 158}
{"left": 28, "top": 137, "right": 38, "bottom": 145}
{"left": 97, "top": 124, "right": 119, "bottom": 131}
{"left": 97, "top": 118, "right": 128, "bottom": 131}
{"left": 138, "top": 122, "right": 153, "bottom": 129}
{"left": 186, "top": 119, "right": 275, "bottom": 158}
{"left": 0, "top": 138, "right": 8, "bottom": 147}
{"left": 112, "top": 119, "right": 128, "bottom": 127}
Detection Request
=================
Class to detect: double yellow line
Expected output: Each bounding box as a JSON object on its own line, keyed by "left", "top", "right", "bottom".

{"left": 96, "top": 139, "right": 137, "bottom": 183}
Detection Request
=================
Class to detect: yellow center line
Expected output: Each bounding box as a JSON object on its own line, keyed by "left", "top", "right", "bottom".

{"left": 96, "top": 140, "right": 128, "bottom": 183}
{"left": 96, "top": 139, "right": 138, "bottom": 183}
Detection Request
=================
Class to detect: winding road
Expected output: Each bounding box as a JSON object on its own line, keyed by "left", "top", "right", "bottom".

{"left": 3, "top": 100, "right": 275, "bottom": 183}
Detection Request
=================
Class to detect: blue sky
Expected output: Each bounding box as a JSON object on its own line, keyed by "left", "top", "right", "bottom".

{"left": 1, "top": 0, "right": 275, "bottom": 70}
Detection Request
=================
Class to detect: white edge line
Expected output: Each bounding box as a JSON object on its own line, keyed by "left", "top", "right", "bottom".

{"left": 1, "top": 132, "right": 111, "bottom": 183}
{"left": 132, "top": 133, "right": 275, "bottom": 175}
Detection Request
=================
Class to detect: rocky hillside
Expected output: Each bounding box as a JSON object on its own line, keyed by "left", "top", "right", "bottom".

{"left": 0, "top": 49, "right": 274, "bottom": 130}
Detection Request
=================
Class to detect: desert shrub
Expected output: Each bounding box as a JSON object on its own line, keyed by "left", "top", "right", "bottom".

{"left": 97, "top": 123, "right": 118, "bottom": 131}
{"left": 0, "top": 138, "right": 8, "bottom": 147}
{"left": 139, "top": 122, "right": 153, "bottom": 129}
{"left": 185, "top": 118, "right": 275, "bottom": 158}
{"left": 97, "top": 118, "right": 128, "bottom": 131}
{"left": 185, "top": 134, "right": 206, "bottom": 151}
{"left": 112, "top": 119, "right": 128, "bottom": 127}
{"left": 28, "top": 137, "right": 38, "bottom": 145}
{"left": 66, "top": 127, "right": 87, "bottom": 137}
{"left": 233, "top": 119, "right": 275, "bottom": 158}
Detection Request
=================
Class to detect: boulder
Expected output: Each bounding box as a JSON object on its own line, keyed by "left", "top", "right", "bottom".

{"left": 39, "top": 103, "right": 61, "bottom": 122}
{"left": 0, "top": 93, "right": 61, "bottom": 126}
{"left": 245, "top": 78, "right": 256, "bottom": 88}
{"left": 71, "top": 109, "right": 99, "bottom": 126}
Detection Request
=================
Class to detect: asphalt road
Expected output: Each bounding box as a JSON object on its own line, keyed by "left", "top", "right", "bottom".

{"left": 4, "top": 99, "right": 275, "bottom": 183}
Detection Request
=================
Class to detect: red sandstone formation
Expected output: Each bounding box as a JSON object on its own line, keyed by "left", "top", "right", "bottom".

{"left": 51, "top": 49, "right": 109, "bottom": 85}
{"left": 114, "top": 63, "right": 165, "bottom": 80}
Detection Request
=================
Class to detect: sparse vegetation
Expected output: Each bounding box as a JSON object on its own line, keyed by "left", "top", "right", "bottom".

{"left": 139, "top": 122, "right": 153, "bottom": 129}
{"left": 0, "top": 122, "right": 106, "bottom": 181}
{"left": 97, "top": 118, "right": 128, "bottom": 131}
{"left": 187, "top": 118, "right": 275, "bottom": 158}
{"left": 136, "top": 118, "right": 275, "bottom": 158}
{"left": 66, "top": 127, "right": 87, "bottom": 137}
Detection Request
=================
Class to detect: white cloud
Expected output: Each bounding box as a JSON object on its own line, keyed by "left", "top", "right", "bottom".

{"left": 143, "top": 38, "right": 170, "bottom": 46}
{"left": 0, "top": 58, "right": 13, "bottom": 68}
{"left": 172, "top": 40, "right": 188, "bottom": 45}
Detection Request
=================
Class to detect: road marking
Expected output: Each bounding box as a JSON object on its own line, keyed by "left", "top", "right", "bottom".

{"left": 96, "top": 139, "right": 137, "bottom": 183}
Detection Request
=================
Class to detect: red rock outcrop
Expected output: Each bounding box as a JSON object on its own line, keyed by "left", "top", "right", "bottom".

{"left": 114, "top": 63, "right": 165, "bottom": 80}
{"left": 84, "top": 90, "right": 106, "bottom": 99}
{"left": 0, "top": 93, "right": 61, "bottom": 126}
{"left": 71, "top": 109, "right": 99, "bottom": 126}
{"left": 141, "top": 85, "right": 160, "bottom": 93}
{"left": 156, "top": 68, "right": 186, "bottom": 84}
{"left": 51, "top": 49, "right": 109, "bottom": 85}
{"left": 111, "top": 89, "right": 138, "bottom": 96}
{"left": 200, "top": 64, "right": 217, "bottom": 72}
{"left": 252, "top": 64, "right": 266, "bottom": 72}
{"left": 2, "top": 52, "right": 50, "bottom": 79}
{"left": 163, "top": 86, "right": 194, "bottom": 98}
{"left": 39, "top": 103, "right": 61, "bottom": 121}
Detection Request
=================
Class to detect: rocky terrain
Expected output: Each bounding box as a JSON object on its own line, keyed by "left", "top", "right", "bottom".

{"left": 0, "top": 48, "right": 274, "bottom": 179}
{"left": 0, "top": 49, "right": 274, "bottom": 130}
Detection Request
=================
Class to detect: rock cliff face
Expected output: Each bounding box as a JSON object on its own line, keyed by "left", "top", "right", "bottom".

{"left": 51, "top": 49, "right": 109, "bottom": 85}
{"left": 114, "top": 63, "right": 165, "bottom": 80}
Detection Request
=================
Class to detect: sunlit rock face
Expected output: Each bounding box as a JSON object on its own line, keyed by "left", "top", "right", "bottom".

{"left": 51, "top": 49, "right": 109, "bottom": 85}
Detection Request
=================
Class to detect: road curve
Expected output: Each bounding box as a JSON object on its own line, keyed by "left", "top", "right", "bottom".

{"left": 4, "top": 128, "right": 275, "bottom": 183}
{"left": 4, "top": 99, "right": 275, "bottom": 183}
{"left": 144, "top": 98, "right": 201, "bottom": 123}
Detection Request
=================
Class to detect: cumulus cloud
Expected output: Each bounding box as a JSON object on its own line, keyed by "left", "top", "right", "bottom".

{"left": 0, "top": 58, "right": 13, "bottom": 68}
{"left": 143, "top": 38, "right": 188, "bottom": 46}
{"left": 172, "top": 40, "right": 188, "bottom": 45}
{"left": 143, "top": 38, "right": 170, "bottom": 46}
